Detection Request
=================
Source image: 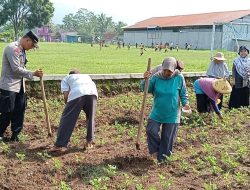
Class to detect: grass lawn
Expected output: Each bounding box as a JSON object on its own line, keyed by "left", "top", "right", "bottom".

{"left": 0, "top": 42, "right": 237, "bottom": 74}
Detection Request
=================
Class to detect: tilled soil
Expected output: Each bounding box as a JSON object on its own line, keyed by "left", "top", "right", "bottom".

{"left": 0, "top": 92, "right": 249, "bottom": 190}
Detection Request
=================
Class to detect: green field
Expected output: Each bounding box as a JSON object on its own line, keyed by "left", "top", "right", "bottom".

{"left": 0, "top": 42, "right": 237, "bottom": 74}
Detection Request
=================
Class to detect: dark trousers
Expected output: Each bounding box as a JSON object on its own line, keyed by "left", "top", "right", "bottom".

{"left": 55, "top": 95, "right": 97, "bottom": 147}
{"left": 0, "top": 87, "right": 26, "bottom": 137}
{"left": 229, "top": 86, "right": 250, "bottom": 109}
{"left": 146, "top": 119, "right": 178, "bottom": 161}
{"left": 196, "top": 94, "right": 209, "bottom": 113}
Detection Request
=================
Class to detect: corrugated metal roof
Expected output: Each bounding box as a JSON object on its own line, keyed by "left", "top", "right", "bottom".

{"left": 125, "top": 10, "right": 250, "bottom": 29}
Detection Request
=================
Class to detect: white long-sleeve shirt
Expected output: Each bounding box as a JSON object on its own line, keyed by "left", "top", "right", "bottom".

{"left": 61, "top": 74, "right": 98, "bottom": 102}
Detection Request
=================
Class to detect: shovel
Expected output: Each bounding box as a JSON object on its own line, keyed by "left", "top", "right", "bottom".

{"left": 40, "top": 77, "right": 52, "bottom": 137}
{"left": 136, "top": 58, "right": 151, "bottom": 150}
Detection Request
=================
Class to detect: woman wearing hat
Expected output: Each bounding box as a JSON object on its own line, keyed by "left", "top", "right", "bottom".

{"left": 229, "top": 46, "right": 250, "bottom": 109}
{"left": 142, "top": 57, "right": 190, "bottom": 162}
{"left": 193, "top": 77, "right": 223, "bottom": 119}
{"left": 206, "top": 52, "right": 230, "bottom": 109}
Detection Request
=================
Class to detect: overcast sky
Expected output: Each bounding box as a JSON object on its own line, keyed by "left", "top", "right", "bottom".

{"left": 50, "top": 0, "right": 250, "bottom": 26}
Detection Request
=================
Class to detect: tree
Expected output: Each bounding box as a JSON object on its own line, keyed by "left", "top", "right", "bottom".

{"left": 0, "top": 23, "right": 15, "bottom": 41}
{"left": 63, "top": 8, "right": 98, "bottom": 42}
{"left": 61, "top": 8, "right": 127, "bottom": 43}
{"left": 0, "top": 0, "right": 54, "bottom": 39}
{"left": 96, "top": 13, "right": 114, "bottom": 40}
{"left": 62, "top": 13, "right": 78, "bottom": 32}
{"left": 114, "top": 21, "right": 127, "bottom": 38}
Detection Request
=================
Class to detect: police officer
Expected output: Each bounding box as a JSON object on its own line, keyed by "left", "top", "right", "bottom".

{"left": 0, "top": 31, "right": 43, "bottom": 142}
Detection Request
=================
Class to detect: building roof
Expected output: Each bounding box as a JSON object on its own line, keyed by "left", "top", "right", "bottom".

{"left": 125, "top": 10, "right": 250, "bottom": 29}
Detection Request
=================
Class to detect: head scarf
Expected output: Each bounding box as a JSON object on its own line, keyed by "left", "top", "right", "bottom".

{"left": 155, "top": 57, "right": 180, "bottom": 79}
{"left": 234, "top": 55, "right": 250, "bottom": 79}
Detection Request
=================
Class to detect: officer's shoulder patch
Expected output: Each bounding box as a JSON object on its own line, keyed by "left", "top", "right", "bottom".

{"left": 14, "top": 47, "right": 21, "bottom": 56}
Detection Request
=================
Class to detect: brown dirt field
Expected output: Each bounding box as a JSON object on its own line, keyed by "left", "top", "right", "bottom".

{"left": 0, "top": 92, "right": 249, "bottom": 190}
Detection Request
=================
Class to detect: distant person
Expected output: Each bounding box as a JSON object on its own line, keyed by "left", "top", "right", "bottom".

{"left": 49, "top": 70, "right": 98, "bottom": 152}
{"left": 164, "top": 43, "right": 169, "bottom": 53}
{"left": 116, "top": 41, "right": 121, "bottom": 49}
{"left": 127, "top": 43, "right": 130, "bottom": 50}
{"left": 0, "top": 31, "right": 43, "bottom": 142}
{"left": 175, "top": 44, "right": 179, "bottom": 52}
{"left": 206, "top": 52, "right": 230, "bottom": 109}
{"left": 99, "top": 41, "right": 102, "bottom": 50}
{"left": 142, "top": 57, "right": 190, "bottom": 162}
{"left": 187, "top": 44, "right": 191, "bottom": 50}
{"left": 229, "top": 46, "right": 250, "bottom": 109}
{"left": 151, "top": 42, "right": 154, "bottom": 48}
{"left": 154, "top": 44, "right": 158, "bottom": 51}
{"left": 135, "top": 43, "right": 138, "bottom": 49}
{"left": 169, "top": 42, "right": 174, "bottom": 51}
{"left": 140, "top": 43, "right": 146, "bottom": 56}
{"left": 159, "top": 42, "right": 162, "bottom": 51}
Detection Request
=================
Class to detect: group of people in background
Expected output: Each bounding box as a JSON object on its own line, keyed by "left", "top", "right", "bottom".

{"left": 0, "top": 30, "right": 249, "bottom": 163}
{"left": 194, "top": 47, "right": 250, "bottom": 120}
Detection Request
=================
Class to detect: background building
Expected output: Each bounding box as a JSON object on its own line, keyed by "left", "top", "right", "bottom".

{"left": 123, "top": 10, "right": 250, "bottom": 51}
{"left": 37, "top": 26, "right": 53, "bottom": 42}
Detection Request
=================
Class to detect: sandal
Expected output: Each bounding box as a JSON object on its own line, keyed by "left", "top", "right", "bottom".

{"left": 148, "top": 152, "right": 158, "bottom": 161}
{"left": 48, "top": 145, "right": 68, "bottom": 153}
{"left": 84, "top": 142, "right": 94, "bottom": 150}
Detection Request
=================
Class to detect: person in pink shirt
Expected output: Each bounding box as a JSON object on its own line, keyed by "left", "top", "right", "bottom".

{"left": 193, "top": 77, "right": 223, "bottom": 120}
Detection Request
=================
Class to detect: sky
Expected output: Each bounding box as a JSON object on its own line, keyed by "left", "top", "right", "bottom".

{"left": 50, "top": 0, "right": 250, "bottom": 26}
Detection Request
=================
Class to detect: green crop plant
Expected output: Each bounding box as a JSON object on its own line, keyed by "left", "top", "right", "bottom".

{"left": 202, "top": 143, "right": 212, "bottom": 153}
{"left": 0, "top": 142, "right": 10, "bottom": 153}
{"left": 205, "top": 155, "right": 218, "bottom": 166}
{"left": 135, "top": 183, "right": 143, "bottom": 190}
{"left": 234, "top": 172, "right": 248, "bottom": 184}
{"left": 158, "top": 174, "right": 172, "bottom": 189}
{"left": 0, "top": 165, "right": 5, "bottom": 172}
{"left": 18, "top": 133, "right": 30, "bottom": 142}
{"left": 59, "top": 181, "right": 71, "bottom": 190}
{"left": 179, "top": 159, "right": 190, "bottom": 173}
{"left": 52, "top": 158, "right": 63, "bottom": 171}
{"left": 204, "top": 182, "right": 218, "bottom": 190}
{"left": 15, "top": 152, "right": 26, "bottom": 162}
{"left": 90, "top": 177, "right": 109, "bottom": 190}
{"left": 221, "top": 152, "right": 239, "bottom": 171}
{"left": 37, "top": 150, "right": 52, "bottom": 161}
{"left": 195, "top": 157, "right": 206, "bottom": 170}
{"left": 104, "top": 164, "right": 117, "bottom": 178}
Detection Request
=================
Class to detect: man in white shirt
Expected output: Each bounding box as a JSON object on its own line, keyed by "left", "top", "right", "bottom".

{"left": 50, "top": 70, "right": 98, "bottom": 152}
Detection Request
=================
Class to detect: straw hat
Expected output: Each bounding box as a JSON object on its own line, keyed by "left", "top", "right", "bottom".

{"left": 212, "top": 78, "right": 232, "bottom": 94}
{"left": 213, "top": 52, "right": 226, "bottom": 61}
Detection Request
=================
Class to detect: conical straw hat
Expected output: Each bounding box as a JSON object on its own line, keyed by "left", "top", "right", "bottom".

{"left": 212, "top": 78, "right": 232, "bottom": 94}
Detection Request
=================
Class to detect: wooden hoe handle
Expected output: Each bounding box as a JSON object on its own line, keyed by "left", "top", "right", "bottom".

{"left": 40, "top": 77, "right": 52, "bottom": 136}
{"left": 136, "top": 58, "right": 151, "bottom": 149}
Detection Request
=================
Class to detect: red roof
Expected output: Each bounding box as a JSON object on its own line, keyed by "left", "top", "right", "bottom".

{"left": 125, "top": 10, "right": 250, "bottom": 29}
